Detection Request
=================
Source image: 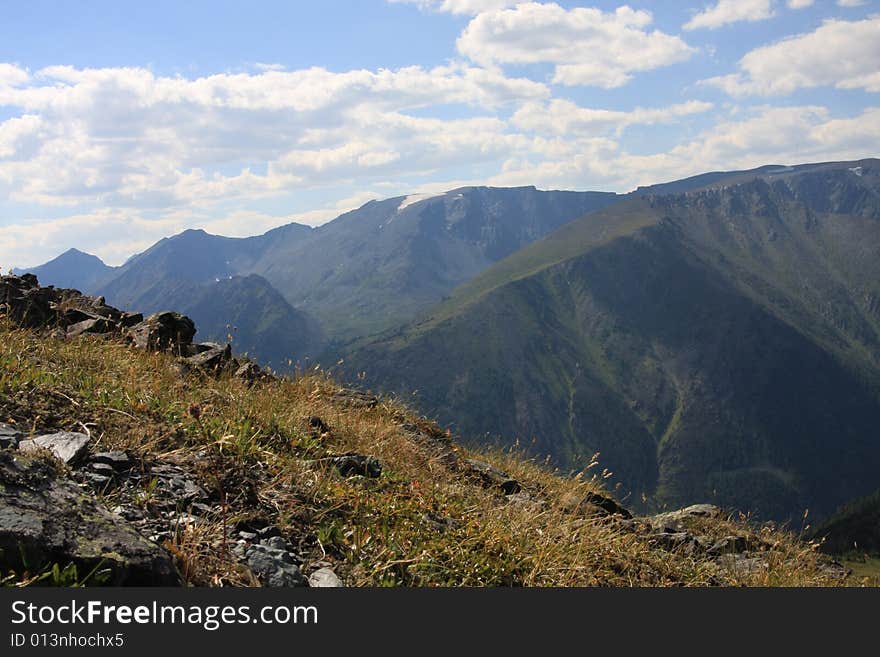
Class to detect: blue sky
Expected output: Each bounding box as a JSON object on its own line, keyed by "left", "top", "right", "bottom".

{"left": 1, "top": 0, "right": 878, "bottom": 267}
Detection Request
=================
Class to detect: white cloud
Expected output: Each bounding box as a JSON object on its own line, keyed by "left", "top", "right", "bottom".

{"left": 456, "top": 3, "right": 694, "bottom": 88}
{"left": 488, "top": 104, "right": 880, "bottom": 192}
{"left": 389, "top": 0, "right": 519, "bottom": 14}
{"left": 684, "top": 0, "right": 775, "bottom": 31}
{"left": 0, "top": 62, "right": 547, "bottom": 210}
{"left": 702, "top": 17, "right": 880, "bottom": 95}
{"left": 511, "top": 99, "right": 713, "bottom": 137}
{"left": 787, "top": 0, "right": 814, "bottom": 8}
{"left": 837, "top": 0, "right": 866, "bottom": 7}
{"left": 0, "top": 63, "right": 29, "bottom": 88}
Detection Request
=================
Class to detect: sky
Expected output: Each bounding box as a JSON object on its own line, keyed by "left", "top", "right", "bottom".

{"left": 1, "top": 0, "right": 878, "bottom": 267}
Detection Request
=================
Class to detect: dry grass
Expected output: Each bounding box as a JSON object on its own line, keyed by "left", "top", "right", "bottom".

{"left": 0, "top": 321, "right": 860, "bottom": 587}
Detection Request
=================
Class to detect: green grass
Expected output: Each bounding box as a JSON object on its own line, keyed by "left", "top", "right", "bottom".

{"left": 0, "top": 319, "right": 861, "bottom": 587}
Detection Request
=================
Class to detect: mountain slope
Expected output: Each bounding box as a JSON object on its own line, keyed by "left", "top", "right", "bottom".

{"left": 20, "top": 248, "right": 115, "bottom": 293}
{"left": 95, "top": 225, "right": 313, "bottom": 312}
{"left": 171, "top": 274, "right": 324, "bottom": 368}
{"left": 346, "top": 159, "right": 880, "bottom": 521}
{"left": 250, "top": 186, "right": 618, "bottom": 340}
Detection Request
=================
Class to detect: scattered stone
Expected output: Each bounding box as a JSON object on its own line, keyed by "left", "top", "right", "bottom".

{"left": 238, "top": 531, "right": 258, "bottom": 542}
{"left": 257, "top": 525, "right": 281, "bottom": 540}
{"left": 184, "top": 343, "right": 232, "bottom": 370}
{"left": 88, "top": 462, "right": 116, "bottom": 478}
{"left": 127, "top": 312, "right": 196, "bottom": 352}
{"left": 326, "top": 454, "right": 382, "bottom": 478}
{"left": 263, "top": 536, "right": 288, "bottom": 551}
{"left": 309, "top": 567, "right": 343, "bottom": 588}
{"left": 330, "top": 389, "right": 379, "bottom": 408}
{"left": 465, "top": 459, "right": 521, "bottom": 495}
{"left": 648, "top": 504, "right": 723, "bottom": 532}
{"left": 85, "top": 473, "right": 112, "bottom": 488}
{"left": 90, "top": 451, "right": 131, "bottom": 469}
{"left": 561, "top": 491, "right": 632, "bottom": 519}
{"left": 0, "top": 423, "right": 23, "bottom": 450}
{"left": 59, "top": 307, "right": 97, "bottom": 326}
{"left": 19, "top": 431, "right": 91, "bottom": 464}
{"left": 66, "top": 317, "right": 114, "bottom": 338}
{"left": 119, "top": 312, "right": 144, "bottom": 328}
{"left": 0, "top": 451, "right": 179, "bottom": 585}
{"left": 234, "top": 361, "right": 265, "bottom": 382}
{"left": 245, "top": 544, "right": 307, "bottom": 587}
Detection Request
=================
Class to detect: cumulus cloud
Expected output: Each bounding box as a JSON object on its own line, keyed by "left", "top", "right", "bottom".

{"left": 456, "top": 3, "right": 694, "bottom": 88}
{"left": 511, "top": 99, "right": 713, "bottom": 137}
{"left": 702, "top": 17, "right": 880, "bottom": 95}
{"left": 489, "top": 104, "right": 880, "bottom": 192}
{"left": 683, "top": 0, "right": 775, "bottom": 31}
{"left": 787, "top": 0, "right": 814, "bottom": 8}
{"left": 837, "top": 0, "right": 865, "bottom": 7}
{"left": 0, "top": 63, "right": 547, "bottom": 210}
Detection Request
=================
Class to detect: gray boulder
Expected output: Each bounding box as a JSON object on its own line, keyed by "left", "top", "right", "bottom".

{"left": 0, "top": 423, "right": 23, "bottom": 450}
{"left": 309, "top": 567, "right": 343, "bottom": 588}
{"left": 184, "top": 343, "right": 232, "bottom": 370}
{"left": 19, "top": 432, "right": 91, "bottom": 464}
{"left": 127, "top": 312, "right": 196, "bottom": 352}
{"left": 0, "top": 451, "right": 179, "bottom": 585}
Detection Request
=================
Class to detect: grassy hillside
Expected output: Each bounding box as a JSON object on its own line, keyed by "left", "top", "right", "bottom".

{"left": 0, "top": 317, "right": 856, "bottom": 587}
{"left": 346, "top": 160, "right": 880, "bottom": 522}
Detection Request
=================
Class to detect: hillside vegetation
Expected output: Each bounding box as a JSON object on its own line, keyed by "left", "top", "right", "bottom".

{"left": 0, "top": 277, "right": 858, "bottom": 587}
{"left": 347, "top": 160, "right": 880, "bottom": 521}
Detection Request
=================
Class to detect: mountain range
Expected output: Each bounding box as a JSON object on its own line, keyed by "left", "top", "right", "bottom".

{"left": 23, "top": 159, "right": 880, "bottom": 520}
{"left": 345, "top": 159, "right": 880, "bottom": 520}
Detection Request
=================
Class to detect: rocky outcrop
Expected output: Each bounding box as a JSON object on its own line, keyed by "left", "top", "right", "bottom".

{"left": 0, "top": 451, "right": 180, "bottom": 585}
{"left": 0, "top": 273, "right": 273, "bottom": 382}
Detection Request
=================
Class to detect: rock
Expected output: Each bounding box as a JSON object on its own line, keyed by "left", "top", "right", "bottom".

{"left": 465, "top": 459, "right": 521, "bottom": 495}
{"left": 184, "top": 343, "right": 232, "bottom": 370}
{"left": 257, "top": 525, "right": 282, "bottom": 539}
{"left": 707, "top": 535, "right": 751, "bottom": 557}
{"left": 88, "top": 462, "right": 116, "bottom": 476}
{"left": 234, "top": 361, "right": 265, "bottom": 382}
{"left": 0, "top": 423, "right": 23, "bottom": 450}
{"left": 262, "top": 536, "right": 288, "bottom": 551}
{"left": 66, "top": 317, "right": 115, "bottom": 338}
{"left": 127, "top": 312, "right": 196, "bottom": 352}
{"left": 119, "top": 312, "right": 144, "bottom": 328}
{"left": 59, "top": 307, "right": 97, "bottom": 326}
{"left": 647, "top": 504, "right": 723, "bottom": 532}
{"left": 245, "top": 544, "right": 307, "bottom": 587}
{"left": 309, "top": 567, "right": 343, "bottom": 588}
{"left": 0, "top": 451, "right": 179, "bottom": 585}
{"left": 0, "top": 276, "right": 56, "bottom": 328}
{"left": 19, "top": 431, "right": 91, "bottom": 464}
{"left": 330, "top": 389, "right": 379, "bottom": 408}
{"left": 90, "top": 451, "right": 131, "bottom": 469}
{"left": 562, "top": 491, "right": 632, "bottom": 519}
{"left": 326, "top": 454, "right": 382, "bottom": 478}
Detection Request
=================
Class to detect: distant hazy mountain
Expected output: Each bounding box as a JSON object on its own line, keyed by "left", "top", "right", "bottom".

{"left": 165, "top": 274, "right": 324, "bottom": 368}
{"left": 346, "top": 159, "right": 880, "bottom": 521}
{"left": 95, "top": 224, "right": 313, "bottom": 313}
{"left": 249, "top": 186, "right": 619, "bottom": 340}
{"left": 21, "top": 248, "right": 115, "bottom": 293}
